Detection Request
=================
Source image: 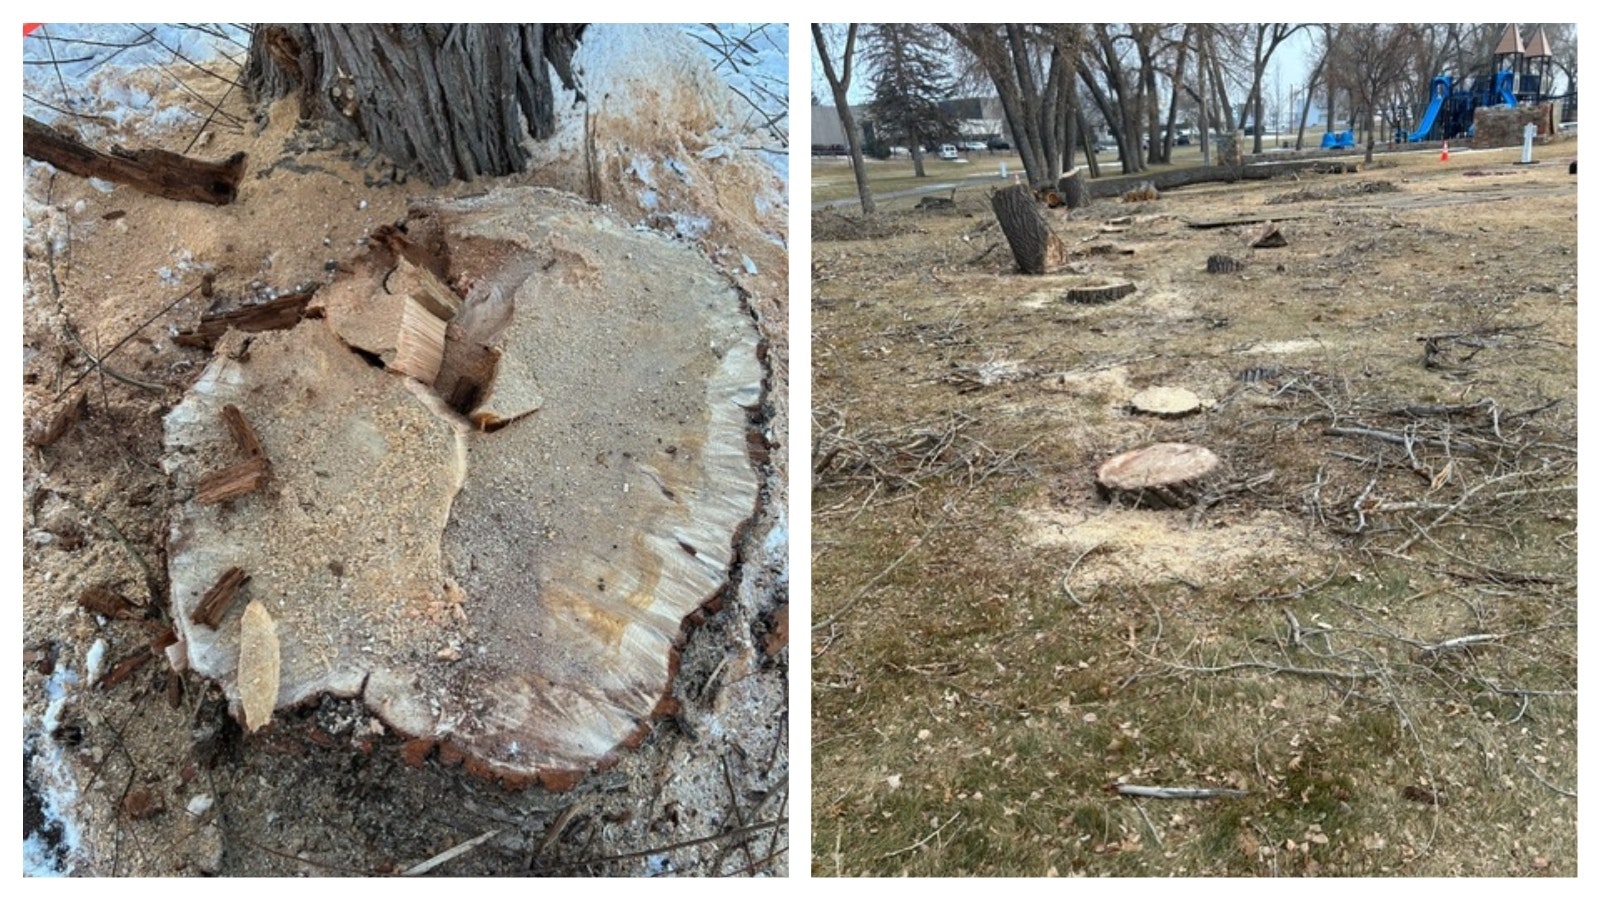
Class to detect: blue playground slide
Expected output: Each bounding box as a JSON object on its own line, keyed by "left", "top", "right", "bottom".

{"left": 1407, "top": 75, "right": 1451, "bottom": 142}
{"left": 1495, "top": 71, "right": 1517, "bottom": 107}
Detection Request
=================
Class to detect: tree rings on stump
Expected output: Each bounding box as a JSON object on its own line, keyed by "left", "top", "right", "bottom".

{"left": 1095, "top": 443, "right": 1220, "bottom": 509}
{"left": 1128, "top": 386, "right": 1203, "bottom": 418}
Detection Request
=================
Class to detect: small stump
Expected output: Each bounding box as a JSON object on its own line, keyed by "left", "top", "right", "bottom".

{"left": 1064, "top": 281, "right": 1137, "bottom": 305}
{"left": 1129, "top": 386, "right": 1203, "bottom": 418}
{"left": 1096, "top": 443, "right": 1220, "bottom": 509}
{"left": 1206, "top": 254, "right": 1241, "bottom": 274}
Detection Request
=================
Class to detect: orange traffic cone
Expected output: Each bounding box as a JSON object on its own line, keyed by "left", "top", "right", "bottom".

{"left": 1440, "top": 141, "right": 1449, "bottom": 162}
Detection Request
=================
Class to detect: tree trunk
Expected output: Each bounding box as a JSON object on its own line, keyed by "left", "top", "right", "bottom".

{"left": 812, "top": 25, "right": 875, "bottom": 215}
{"left": 244, "top": 24, "right": 583, "bottom": 186}
{"left": 991, "top": 185, "right": 1066, "bottom": 275}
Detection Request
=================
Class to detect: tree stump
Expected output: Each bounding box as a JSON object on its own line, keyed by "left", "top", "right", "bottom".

{"left": 1128, "top": 386, "right": 1204, "bottom": 418}
{"left": 1247, "top": 223, "right": 1287, "bottom": 248}
{"left": 1058, "top": 168, "right": 1088, "bottom": 209}
{"left": 1206, "top": 254, "right": 1241, "bottom": 274}
{"left": 1064, "top": 281, "right": 1137, "bottom": 305}
{"left": 1095, "top": 443, "right": 1220, "bottom": 509}
{"left": 991, "top": 184, "right": 1067, "bottom": 274}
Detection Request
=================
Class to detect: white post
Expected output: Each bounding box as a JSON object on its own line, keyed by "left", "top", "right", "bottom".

{"left": 1522, "top": 123, "right": 1537, "bottom": 164}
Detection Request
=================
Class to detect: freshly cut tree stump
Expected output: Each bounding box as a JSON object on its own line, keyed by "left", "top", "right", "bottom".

{"left": 1206, "top": 253, "right": 1241, "bottom": 274}
{"left": 1058, "top": 168, "right": 1088, "bottom": 209}
{"left": 1064, "top": 281, "right": 1137, "bottom": 305}
{"left": 991, "top": 184, "right": 1067, "bottom": 274}
{"left": 1129, "top": 386, "right": 1204, "bottom": 418}
{"left": 1096, "top": 443, "right": 1221, "bottom": 509}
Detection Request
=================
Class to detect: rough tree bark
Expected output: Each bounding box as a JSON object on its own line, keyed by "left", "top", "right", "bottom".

{"left": 991, "top": 184, "right": 1066, "bottom": 274}
{"left": 244, "top": 24, "right": 584, "bottom": 186}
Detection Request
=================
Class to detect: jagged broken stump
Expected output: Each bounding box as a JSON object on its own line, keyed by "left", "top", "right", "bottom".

{"left": 1095, "top": 443, "right": 1220, "bottom": 509}
{"left": 163, "top": 186, "right": 762, "bottom": 788}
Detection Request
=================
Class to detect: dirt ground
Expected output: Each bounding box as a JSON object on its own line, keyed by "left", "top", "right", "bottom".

{"left": 22, "top": 36, "right": 788, "bottom": 877}
{"left": 811, "top": 144, "right": 1576, "bottom": 876}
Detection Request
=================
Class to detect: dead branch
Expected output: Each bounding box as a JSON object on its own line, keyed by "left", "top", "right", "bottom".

{"left": 1114, "top": 785, "right": 1247, "bottom": 800}
{"left": 24, "top": 114, "right": 246, "bottom": 204}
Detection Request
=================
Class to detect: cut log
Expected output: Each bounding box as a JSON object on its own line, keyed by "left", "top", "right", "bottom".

{"left": 1206, "top": 254, "right": 1241, "bottom": 274}
{"left": 1096, "top": 443, "right": 1221, "bottom": 509}
{"left": 1129, "top": 386, "right": 1203, "bottom": 418}
{"left": 1059, "top": 168, "right": 1088, "bottom": 209}
{"left": 991, "top": 184, "right": 1067, "bottom": 275}
{"left": 1064, "top": 281, "right": 1137, "bottom": 305}
{"left": 24, "top": 115, "right": 245, "bottom": 205}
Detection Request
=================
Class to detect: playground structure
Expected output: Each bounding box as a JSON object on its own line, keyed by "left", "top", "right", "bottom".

{"left": 1399, "top": 24, "right": 1572, "bottom": 143}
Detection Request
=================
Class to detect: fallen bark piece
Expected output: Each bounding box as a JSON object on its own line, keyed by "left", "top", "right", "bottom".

{"left": 78, "top": 585, "right": 137, "bottom": 619}
{"left": 1129, "top": 386, "right": 1204, "bottom": 418}
{"left": 165, "top": 186, "right": 762, "bottom": 786}
{"left": 24, "top": 385, "right": 88, "bottom": 447}
{"left": 1096, "top": 443, "right": 1221, "bottom": 509}
{"left": 237, "top": 600, "right": 280, "bottom": 733}
{"left": 24, "top": 115, "right": 246, "bottom": 205}
{"left": 191, "top": 567, "right": 248, "bottom": 629}
{"left": 173, "top": 290, "right": 317, "bottom": 348}
{"left": 992, "top": 183, "right": 1068, "bottom": 274}
{"left": 194, "top": 456, "right": 271, "bottom": 504}
{"left": 1247, "top": 222, "right": 1288, "bottom": 248}
{"left": 221, "top": 404, "right": 265, "bottom": 458}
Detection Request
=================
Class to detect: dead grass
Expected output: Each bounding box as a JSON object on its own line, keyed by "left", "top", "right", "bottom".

{"left": 811, "top": 142, "right": 1577, "bottom": 877}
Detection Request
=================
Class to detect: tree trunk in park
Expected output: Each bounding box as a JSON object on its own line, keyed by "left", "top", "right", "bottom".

{"left": 812, "top": 24, "right": 876, "bottom": 214}
{"left": 243, "top": 24, "right": 584, "bottom": 186}
{"left": 991, "top": 184, "right": 1066, "bottom": 274}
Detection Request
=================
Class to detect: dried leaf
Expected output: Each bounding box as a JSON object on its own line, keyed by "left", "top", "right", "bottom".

{"left": 238, "top": 599, "right": 280, "bottom": 733}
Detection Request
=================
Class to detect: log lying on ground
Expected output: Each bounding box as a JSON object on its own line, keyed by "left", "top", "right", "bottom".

{"left": 991, "top": 184, "right": 1067, "bottom": 274}
{"left": 1085, "top": 158, "right": 1364, "bottom": 201}
{"left": 1096, "top": 443, "right": 1220, "bottom": 509}
{"left": 24, "top": 115, "right": 246, "bottom": 205}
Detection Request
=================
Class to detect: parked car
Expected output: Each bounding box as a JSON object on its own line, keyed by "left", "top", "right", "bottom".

{"left": 937, "top": 144, "right": 960, "bottom": 160}
{"left": 959, "top": 140, "right": 988, "bottom": 152}
{"left": 987, "top": 139, "right": 1011, "bottom": 151}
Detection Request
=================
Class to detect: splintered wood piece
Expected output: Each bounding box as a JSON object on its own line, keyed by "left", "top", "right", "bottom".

{"left": 1247, "top": 223, "right": 1288, "bottom": 248}
{"left": 195, "top": 456, "right": 271, "bottom": 504}
{"left": 1206, "top": 254, "right": 1241, "bottom": 274}
{"left": 392, "top": 297, "right": 449, "bottom": 384}
{"left": 221, "top": 404, "right": 265, "bottom": 458}
{"left": 24, "top": 115, "right": 246, "bottom": 205}
{"left": 238, "top": 600, "right": 280, "bottom": 733}
{"left": 1096, "top": 443, "right": 1221, "bottom": 509}
{"left": 992, "top": 183, "right": 1068, "bottom": 274}
{"left": 1129, "top": 386, "right": 1204, "bottom": 418}
{"left": 173, "top": 291, "right": 316, "bottom": 348}
{"left": 1065, "top": 282, "right": 1137, "bottom": 305}
{"left": 98, "top": 647, "right": 155, "bottom": 690}
{"left": 192, "top": 567, "right": 249, "bottom": 629}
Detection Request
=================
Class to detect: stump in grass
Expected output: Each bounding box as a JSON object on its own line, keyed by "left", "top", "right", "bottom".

{"left": 1129, "top": 386, "right": 1204, "bottom": 418}
{"left": 1206, "top": 254, "right": 1241, "bottom": 274}
{"left": 1096, "top": 443, "right": 1220, "bottom": 509}
{"left": 991, "top": 184, "right": 1067, "bottom": 274}
{"left": 1058, "top": 168, "right": 1088, "bottom": 209}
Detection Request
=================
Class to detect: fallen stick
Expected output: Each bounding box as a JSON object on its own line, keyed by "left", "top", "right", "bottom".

{"left": 1114, "top": 785, "right": 1247, "bottom": 800}
{"left": 403, "top": 828, "right": 500, "bottom": 876}
{"left": 24, "top": 114, "right": 246, "bottom": 205}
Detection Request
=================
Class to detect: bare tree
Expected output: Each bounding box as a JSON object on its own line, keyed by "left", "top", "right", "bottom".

{"left": 1237, "top": 23, "right": 1305, "bottom": 153}
{"left": 812, "top": 23, "right": 875, "bottom": 214}
{"left": 1334, "top": 24, "right": 1424, "bottom": 163}
{"left": 244, "top": 24, "right": 582, "bottom": 186}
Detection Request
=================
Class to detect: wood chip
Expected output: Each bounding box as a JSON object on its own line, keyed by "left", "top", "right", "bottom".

{"left": 237, "top": 599, "right": 280, "bottom": 733}
{"left": 192, "top": 567, "right": 248, "bottom": 629}
{"left": 195, "top": 456, "right": 271, "bottom": 504}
